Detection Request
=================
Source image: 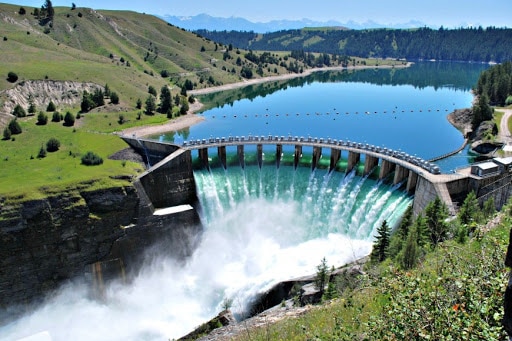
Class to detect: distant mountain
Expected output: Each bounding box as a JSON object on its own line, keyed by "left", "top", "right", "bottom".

{"left": 161, "top": 13, "right": 429, "bottom": 32}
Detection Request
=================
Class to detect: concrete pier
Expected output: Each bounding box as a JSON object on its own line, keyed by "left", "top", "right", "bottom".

{"left": 198, "top": 148, "right": 209, "bottom": 171}
{"left": 394, "top": 165, "right": 409, "bottom": 185}
{"left": 364, "top": 155, "right": 379, "bottom": 175}
{"left": 257, "top": 144, "right": 263, "bottom": 168}
{"left": 330, "top": 148, "right": 341, "bottom": 173}
{"left": 237, "top": 145, "right": 245, "bottom": 169}
{"left": 294, "top": 145, "right": 302, "bottom": 169}
{"left": 312, "top": 146, "right": 322, "bottom": 170}
{"left": 276, "top": 144, "right": 283, "bottom": 168}
{"left": 347, "top": 151, "right": 360, "bottom": 173}
{"left": 218, "top": 146, "right": 227, "bottom": 169}
{"left": 379, "top": 159, "right": 396, "bottom": 180}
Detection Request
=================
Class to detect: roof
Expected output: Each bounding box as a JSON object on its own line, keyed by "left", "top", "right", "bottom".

{"left": 493, "top": 157, "right": 512, "bottom": 166}
{"left": 473, "top": 162, "right": 499, "bottom": 170}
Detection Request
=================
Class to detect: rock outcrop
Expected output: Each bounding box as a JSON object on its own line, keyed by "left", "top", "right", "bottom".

{"left": 0, "top": 182, "right": 202, "bottom": 308}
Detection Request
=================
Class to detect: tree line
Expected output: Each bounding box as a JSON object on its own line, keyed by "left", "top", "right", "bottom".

{"left": 195, "top": 26, "right": 512, "bottom": 63}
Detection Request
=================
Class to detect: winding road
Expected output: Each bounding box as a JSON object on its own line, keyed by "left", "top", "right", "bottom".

{"left": 499, "top": 108, "right": 512, "bottom": 152}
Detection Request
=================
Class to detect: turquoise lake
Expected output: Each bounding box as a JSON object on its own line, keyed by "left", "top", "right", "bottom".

{"left": 156, "top": 61, "right": 490, "bottom": 172}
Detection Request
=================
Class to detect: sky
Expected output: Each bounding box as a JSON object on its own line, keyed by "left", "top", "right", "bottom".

{"left": 4, "top": 0, "right": 511, "bottom": 28}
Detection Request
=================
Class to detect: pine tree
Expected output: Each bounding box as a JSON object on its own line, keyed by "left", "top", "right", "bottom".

{"left": 371, "top": 220, "right": 391, "bottom": 263}
{"left": 425, "top": 197, "right": 449, "bottom": 246}
{"left": 458, "top": 191, "right": 481, "bottom": 226}
{"left": 159, "top": 85, "right": 172, "bottom": 114}
{"left": 400, "top": 227, "right": 419, "bottom": 270}
{"left": 314, "top": 257, "right": 329, "bottom": 296}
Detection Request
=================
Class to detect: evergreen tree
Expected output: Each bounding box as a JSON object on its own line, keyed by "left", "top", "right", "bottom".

{"left": 43, "top": 0, "right": 54, "bottom": 20}
{"left": 144, "top": 95, "right": 156, "bottom": 115}
{"left": 424, "top": 197, "right": 449, "bottom": 246}
{"left": 399, "top": 226, "right": 420, "bottom": 270}
{"left": 104, "top": 83, "right": 111, "bottom": 98}
{"left": 3, "top": 127, "right": 11, "bottom": 140}
{"left": 159, "top": 85, "right": 172, "bottom": 114}
{"left": 46, "top": 101, "right": 56, "bottom": 112}
{"left": 458, "top": 191, "right": 481, "bottom": 226}
{"left": 136, "top": 98, "right": 142, "bottom": 109}
{"left": 371, "top": 220, "right": 391, "bottom": 263}
{"left": 8, "top": 119, "right": 22, "bottom": 134}
{"left": 81, "top": 91, "right": 94, "bottom": 112}
{"left": 110, "top": 92, "right": 119, "bottom": 105}
{"left": 36, "top": 111, "right": 48, "bottom": 125}
{"left": 148, "top": 85, "right": 157, "bottom": 97}
{"left": 471, "top": 94, "right": 493, "bottom": 129}
{"left": 28, "top": 97, "right": 36, "bottom": 114}
{"left": 483, "top": 197, "right": 496, "bottom": 219}
{"left": 12, "top": 104, "right": 26, "bottom": 117}
{"left": 314, "top": 257, "right": 329, "bottom": 297}
{"left": 63, "top": 111, "right": 75, "bottom": 126}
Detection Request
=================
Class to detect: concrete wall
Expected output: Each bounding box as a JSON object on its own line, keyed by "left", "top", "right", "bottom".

{"left": 138, "top": 149, "right": 198, "bottom": 209}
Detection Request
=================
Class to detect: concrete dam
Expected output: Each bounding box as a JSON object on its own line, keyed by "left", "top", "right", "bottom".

{"left": 122, "top": 134, "right": 495, "bottom": 218}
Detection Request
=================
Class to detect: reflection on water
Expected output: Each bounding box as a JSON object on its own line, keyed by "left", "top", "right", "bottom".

{"left": 156, "top": 61, "right": 488, "bottom": 173}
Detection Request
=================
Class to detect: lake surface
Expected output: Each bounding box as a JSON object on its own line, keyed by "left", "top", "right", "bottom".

{"left": 156, "top": 61, "right": 490, "bottom": 172}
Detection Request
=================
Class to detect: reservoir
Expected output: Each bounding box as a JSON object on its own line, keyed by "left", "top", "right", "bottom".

{"left": 157, "top": 61, "right": 489, "bottom": 172}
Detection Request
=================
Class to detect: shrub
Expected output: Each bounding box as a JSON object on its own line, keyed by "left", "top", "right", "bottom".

{"left": 8, "top": 119, "right": 22, "bottom": 134}
{"left": 7, "top": 71, "right": 18, "bottom": 83}
{"left": 506, "top": 96, "right": 512, "bottom": 106}
{"left": 37, "top": 145, "right": 46, "bottom": 158}
{"left": 46, "top": 138, "right": 60, "bottom": 152}
{"left": 110, "top": 92, "right": 119, "bottom": 104}
{"left": 81, "top": 151, "right": 103, "bottom": 166}
{"left": 3, "top": 127, "right": 11, "bottom": 140}
{"left": 51, "top": 111, "right": 61, "bottom": 122}
{"left": 12, "top": 104, "right": 26, "bottom": 117}
{"left": 46, "top": 101, "right": 56, "bottom": 112}
{"left": 36, "top": 111, "right": 48, "bottom": 125}
{"left": 63, "top": 111, "right": 75, "bottom": 126}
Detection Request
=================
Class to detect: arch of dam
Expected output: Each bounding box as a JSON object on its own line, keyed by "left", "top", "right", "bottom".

{"left": 121, "top": 134, "right": 510, "bottom": 218}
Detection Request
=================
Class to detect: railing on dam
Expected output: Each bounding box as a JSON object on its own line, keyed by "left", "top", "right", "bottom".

{"left": 181, "top": 134, "right": 441, "bottom": 175}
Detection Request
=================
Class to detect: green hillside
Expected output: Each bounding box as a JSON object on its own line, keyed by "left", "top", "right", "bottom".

{"left": 0, "top": 2, "right": 308, "bottom": 199}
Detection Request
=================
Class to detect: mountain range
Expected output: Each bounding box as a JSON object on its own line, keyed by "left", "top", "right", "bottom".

{"left": 161, "top": 13, "right": 429, "bottom": 32}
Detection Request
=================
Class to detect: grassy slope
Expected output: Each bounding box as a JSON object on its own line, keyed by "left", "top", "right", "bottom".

{"left": 0, "top": 3, "right": 299, "bottom": 200}
{"left": 233, "top": 215, "right": 510, "bottom": 340}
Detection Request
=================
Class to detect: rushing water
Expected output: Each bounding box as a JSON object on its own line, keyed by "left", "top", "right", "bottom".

{"left": 1, "top": 61, "right": 489, "bottom": 340}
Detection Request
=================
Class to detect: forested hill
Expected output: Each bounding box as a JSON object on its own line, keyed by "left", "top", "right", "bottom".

{"left": 195, "top": 27, "right": 512, "bottom": 63}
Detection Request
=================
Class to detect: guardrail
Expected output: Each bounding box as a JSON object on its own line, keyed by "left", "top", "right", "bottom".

{"left": 181, "top": 134, "right": 441, "bottom": 174}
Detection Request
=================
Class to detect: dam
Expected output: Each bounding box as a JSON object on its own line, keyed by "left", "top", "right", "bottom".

{"left": 122, "top": 134, "right": 474, "bottom": 218}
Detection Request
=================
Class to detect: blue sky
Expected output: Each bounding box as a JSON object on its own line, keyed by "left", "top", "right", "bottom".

{"left": 4, "top": 0, "right": 511, "bottom": 28}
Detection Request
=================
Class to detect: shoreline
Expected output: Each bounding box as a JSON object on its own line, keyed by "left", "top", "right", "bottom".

{"left": 121, "top": 63, "right": 411, "bottom": 138}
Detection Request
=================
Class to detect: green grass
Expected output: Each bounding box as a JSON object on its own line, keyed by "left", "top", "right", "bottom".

{"left": 0, "top": 115, "right": 144, "bottom": 200}
{"left": 0, "top": 3, "right": 412, "bottom": 200}
{"left": 233, "top": 219, "right": 510, "bottom": 340}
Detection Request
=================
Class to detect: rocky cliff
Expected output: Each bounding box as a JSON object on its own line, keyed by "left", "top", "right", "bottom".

{"left": 0, "top": 181, "right": 202, "bottom": 309}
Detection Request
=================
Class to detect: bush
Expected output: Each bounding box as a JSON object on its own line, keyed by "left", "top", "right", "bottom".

{"left": 7, "top": 71, "right": 18, "bottom": 83}
{"left": 8, "top": 119, "right": 22, "bottom": 134}
{"left": 63, "top": 111, "right": 75, "bottom": 126}
{"left": 51, "top": 111, "right": 61, "bottom": 122}
{"left": 36, "top": 111, "right": 48, "bottom": 125}
{"left": 46, "top": 101, "right": 56, "bottom": 112}
{"left": 37, "top": 145, "right": 46, "bottom": 158}
{"left": 81, "top": 151, "right": 103, "bottom": 166}
{"left": 46, "top": 138, "right": 60, "bottom": 152}
{"left": 12, "top": 104, "right": 26, "bottom": 117}
{"left": 506, "top": 96, "right": 512, "bottom": 106}
{"left": 3, "top": 127, "right": 11, "bottom": 140}
{"left": 110, "top": 92, "right": 119, "bottom": 105}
